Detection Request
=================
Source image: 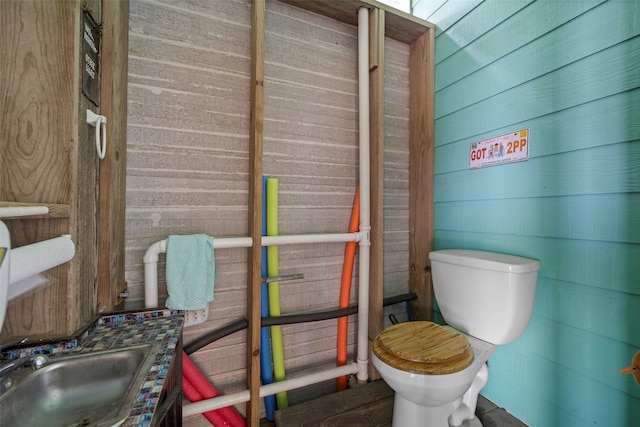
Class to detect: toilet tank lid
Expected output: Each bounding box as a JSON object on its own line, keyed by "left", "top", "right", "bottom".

{"left": 429, "top": 249, "right": 541, "bottom": 273}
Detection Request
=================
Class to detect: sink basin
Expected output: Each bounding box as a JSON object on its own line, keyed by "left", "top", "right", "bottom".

{"left": 0, "top": 345, "right": 156, "bottom": 427}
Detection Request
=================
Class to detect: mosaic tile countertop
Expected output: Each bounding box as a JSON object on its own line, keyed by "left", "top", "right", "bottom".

{"left": 1, "top": 309, "right": 184, "bottom": 427}
{"left": 76, "top": 310, "right": 184, "bottom": 427}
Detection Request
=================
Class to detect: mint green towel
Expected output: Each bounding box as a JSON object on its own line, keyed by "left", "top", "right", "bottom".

{"left": 165, "top": 234, "right": 215, "bottom": 310}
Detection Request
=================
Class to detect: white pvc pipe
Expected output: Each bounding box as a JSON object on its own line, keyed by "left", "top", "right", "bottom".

{"left": 143, "top": 233, "right": 362, "bottom": 308}
{"left": 208, "top": 237, "right": 252, "bottom": 249}
{"left": 262, "top": 232, "right": 359, "bottom": 246}
{"left": 143, "top": 240, "right": 167, "bottom": 308}
{"left": 356, "top": 6, "right": 371, "bottom": 384}
{"left": 182, "top": 363, "right": 358, "bottom": 417}
{"left": 143, "top": 237, "right": 244, "bottom": 307}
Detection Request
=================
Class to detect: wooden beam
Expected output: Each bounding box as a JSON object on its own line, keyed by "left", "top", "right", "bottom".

{"left": 247, "top": 0, "right": 265, "bottom": 423}
{"left": 276, "top": 0, "right": 434, "bottom": 44}
{"left": 97, "top": 0, "right": 129, "bottom": 313}
{"left": 408, "top": 28, "right": 435, "bottom": 322}
{"left": 72, "top": 0, "right": 102, "bottom": 336}
{"left": 367, "top": 7, "right": 385, "bottom": 380}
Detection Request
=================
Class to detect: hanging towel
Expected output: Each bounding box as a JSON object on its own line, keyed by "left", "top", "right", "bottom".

{"left": 165, "top": 234, "right": 215, "bottom": 310}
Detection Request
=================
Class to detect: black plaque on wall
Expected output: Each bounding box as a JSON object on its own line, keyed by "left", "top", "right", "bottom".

{"left": 82, "top": 11, "right": 100, "bottom": 106}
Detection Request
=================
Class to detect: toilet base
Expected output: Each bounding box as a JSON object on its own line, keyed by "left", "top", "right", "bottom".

{"left": 462, "top": 416, "right": 483, "bottom": 427}
{"left": 391, "top": 394, "right": 483, "bottom": 427}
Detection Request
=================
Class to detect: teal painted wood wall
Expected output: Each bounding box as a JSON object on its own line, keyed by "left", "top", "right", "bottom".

{"left": 411, "top": 0, "right": 640, "bottom": 426}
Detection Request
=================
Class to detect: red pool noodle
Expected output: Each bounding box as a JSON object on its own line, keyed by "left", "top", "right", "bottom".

{"left": 182, "top": 351, "right": 246, "bottom": 427}
{"left": 183, "top": 375, "right": 232, "bottom": 426}
{"left": 337, "top": 187, "right": 360, "bottom": 391}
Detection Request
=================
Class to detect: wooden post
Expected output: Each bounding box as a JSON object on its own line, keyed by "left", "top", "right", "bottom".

{"left": 247, "top": 0, "right": 265, "bottom": 423}
{"left": 97, "top": 0, "right": 129, "bottom": 313}
{"left": 368, "top": 7, "right": 385, "bottom": 380}
{"left": 408, "top": 28, "right": 435, "bottom": 322}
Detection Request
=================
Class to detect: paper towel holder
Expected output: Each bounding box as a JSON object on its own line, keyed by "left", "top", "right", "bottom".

{"left": 7, "top": 234, "right": 76, "bottom": 301}
{"left": 86, "top": 109, "right": 107, "bottom": 160}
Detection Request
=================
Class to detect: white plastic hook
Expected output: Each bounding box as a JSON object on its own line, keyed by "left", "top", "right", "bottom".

{"left": 86, "top": 109, "right": 107, "bottom": 160}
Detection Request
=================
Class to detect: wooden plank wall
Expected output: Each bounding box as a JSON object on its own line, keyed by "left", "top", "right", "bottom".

{"left": 0, "top": 0, "right": 76, "bottom": 340}
{"left": 413, "top": 0, "right": 640, "bottom": 426}
{"left": 1, "top": 0, "right": 101, "bottom": 340}
{"left": 126, "top": 0, "right": 410, "bottom": 420}
{"left": 382, "top": 38, "right": 411, "bottom": 304}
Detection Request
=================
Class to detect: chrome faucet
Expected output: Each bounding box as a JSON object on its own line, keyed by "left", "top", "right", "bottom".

{"left": 0, "top": 354, "right": 48, "bottom": 395}
{"left": 0, "top": 337, "right": 29, "bottom": 352}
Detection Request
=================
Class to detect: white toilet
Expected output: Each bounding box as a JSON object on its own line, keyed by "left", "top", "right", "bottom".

{"left": 372, "top": 249, "right": 540, "bottom": 427}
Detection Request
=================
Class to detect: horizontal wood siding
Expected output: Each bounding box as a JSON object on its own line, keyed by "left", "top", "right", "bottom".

{"left": 126, "top": 1, "right": 252, "bottom": 421}
{"left": 127, "top": 0, "right": 410, "bottom": 421}
{"left": 383, "top": 38, "right": 410, "bottom": 298}
{"left": 413, "top": 0, "right": 640, "bottom": 426}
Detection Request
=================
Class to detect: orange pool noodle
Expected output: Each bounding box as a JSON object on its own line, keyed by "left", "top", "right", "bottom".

{"left": 337, "top": 187, "right": 360, "bottom": 391}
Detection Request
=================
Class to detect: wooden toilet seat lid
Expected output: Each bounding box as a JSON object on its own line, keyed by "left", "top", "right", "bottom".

{"left": 373, "top": 321, "right": 474, "bottom": 375}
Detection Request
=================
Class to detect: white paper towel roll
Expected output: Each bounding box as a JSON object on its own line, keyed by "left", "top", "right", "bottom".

{"left": 0, "top": 221, "right": 10, "bottom": 330}
{"left": 9, "top": 235, "right": 75, "bottom": 291}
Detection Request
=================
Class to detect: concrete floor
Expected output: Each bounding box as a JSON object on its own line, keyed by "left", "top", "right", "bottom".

{"left": 261, "top": 379, "right": 528, "bottom": 427}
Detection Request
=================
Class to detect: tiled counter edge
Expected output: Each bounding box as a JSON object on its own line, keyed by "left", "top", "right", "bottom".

{"left": 1, "top": 309, "right": 185, "bottom": 426}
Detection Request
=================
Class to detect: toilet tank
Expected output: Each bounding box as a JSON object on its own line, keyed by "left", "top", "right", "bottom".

{"left": 429, "top": 249, "right": 540, "bottom": 345}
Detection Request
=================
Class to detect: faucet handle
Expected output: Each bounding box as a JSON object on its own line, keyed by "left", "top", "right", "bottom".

{"left": 31, "top": 355, "right": 48, "bottom": 370}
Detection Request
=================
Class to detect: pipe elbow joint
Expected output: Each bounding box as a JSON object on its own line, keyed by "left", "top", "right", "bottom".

{"left": 143, "top": 240, "right": 166, "bottom": 263}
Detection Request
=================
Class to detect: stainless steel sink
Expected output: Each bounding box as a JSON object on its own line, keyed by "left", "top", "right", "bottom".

{"left": 0, "top": 345, "right": 156, "bottom": 427}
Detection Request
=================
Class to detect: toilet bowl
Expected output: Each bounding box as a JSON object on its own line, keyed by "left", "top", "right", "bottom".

{"left": 373, "top": 321, "right": 495, "bottom": 427}
{"left": 373, "top": 250, "right": 540, "bottom": 427}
